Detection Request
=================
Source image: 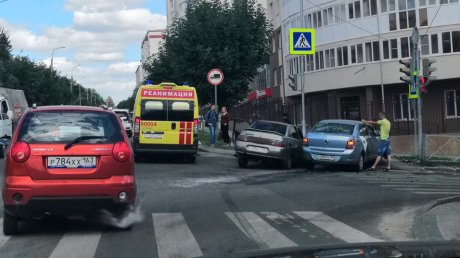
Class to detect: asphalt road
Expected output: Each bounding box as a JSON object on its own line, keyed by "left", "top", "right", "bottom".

{"left": 1, "top": 152, "right": 460, "bottom": 258}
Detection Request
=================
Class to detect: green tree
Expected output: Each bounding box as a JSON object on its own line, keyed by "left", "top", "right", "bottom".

{"left": 143, "top": 0, "right": 271, "bottom": 106}
{"left": 105, "top": 96, "right": 115, "bottom": 107}
{"left": 0, "top": 27, "right": 107, "bottom": 107}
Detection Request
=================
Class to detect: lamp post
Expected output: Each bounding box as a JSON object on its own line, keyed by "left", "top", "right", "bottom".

{"left": 50, "top": 46, "right": 66, "bottom": 76}
{"left": 70, "top": 65, "right": 81, "bottom": 104}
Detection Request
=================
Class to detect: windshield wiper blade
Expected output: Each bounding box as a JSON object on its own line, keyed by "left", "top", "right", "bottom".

{"left": 64, "top": 136, "right": 106, "bottom": 150}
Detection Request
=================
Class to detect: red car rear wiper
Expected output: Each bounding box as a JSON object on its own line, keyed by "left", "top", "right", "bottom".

{"left": 64, "top": 136, "right": 106, "bottom": 150}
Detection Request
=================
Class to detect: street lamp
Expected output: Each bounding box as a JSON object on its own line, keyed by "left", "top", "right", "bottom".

{"left": 50, "top": 46, "right": 66, "bottom": 73}
{"left": 70, "top": 65, "right": 81, "bottom": 104}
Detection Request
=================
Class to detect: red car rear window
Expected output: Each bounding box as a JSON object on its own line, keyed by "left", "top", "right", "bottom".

{"left": 17, "top": 111, "right": 124, "bottom": 144}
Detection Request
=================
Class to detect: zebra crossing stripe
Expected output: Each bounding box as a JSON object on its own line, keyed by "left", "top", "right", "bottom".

{"left": 0, "top": 219, "right": 10, "bottom": 248}
{"left": 49, "top": 232, "right": 101, "bottom": 258}
{"left": 226, "top": 212, "right": 297, "bottom": 249}
{"left": 152, "top": 213, "right": 203, "bottom": 258}
{"left": 294, "top": 211, "right": 382, "bottom": 243}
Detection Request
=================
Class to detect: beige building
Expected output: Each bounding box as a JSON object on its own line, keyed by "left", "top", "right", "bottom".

{"left": 136, "top": 30, "right": 165, "bottom": 85}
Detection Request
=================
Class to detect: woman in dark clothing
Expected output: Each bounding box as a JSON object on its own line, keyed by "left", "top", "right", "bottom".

{"left": 220, "top": 107, "right": 230, "bottom": 144}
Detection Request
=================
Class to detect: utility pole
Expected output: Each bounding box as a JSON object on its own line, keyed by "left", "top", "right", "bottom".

{"left": 413, "top": 28, "right": 423, "bottom": 159}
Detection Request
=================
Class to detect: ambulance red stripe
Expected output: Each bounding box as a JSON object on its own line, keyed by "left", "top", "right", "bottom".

{"left": 179, "top": 122, "right": 185, "bottom": 144}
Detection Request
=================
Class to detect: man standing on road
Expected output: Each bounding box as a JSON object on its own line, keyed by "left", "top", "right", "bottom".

{"left": 362, "top": 111, "right": 392, "bottom": 172}
{"left": 205, "top": 104, "right": 218, "bottom": 147}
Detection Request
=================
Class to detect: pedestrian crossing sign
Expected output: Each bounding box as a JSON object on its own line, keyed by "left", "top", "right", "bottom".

{"left": 289, "top": 28, "right": 315, "bottom": 55}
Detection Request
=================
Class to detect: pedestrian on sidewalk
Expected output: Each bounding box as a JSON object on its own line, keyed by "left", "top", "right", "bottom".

{"left": 220, "top": 107, "right": 230, "bottom": 144}
{"left": 362, "top": 111, "right": 392, "bottom": 171}
{"left": 205, "top": 104, "right": 218, "bottom": 147}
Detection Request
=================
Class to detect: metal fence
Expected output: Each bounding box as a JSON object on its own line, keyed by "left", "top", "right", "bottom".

{"left": 425, "top": 134, "right": 460, "bottom": 161}
{"left": 232, "top": 97, "right": 460, "bottom": 136}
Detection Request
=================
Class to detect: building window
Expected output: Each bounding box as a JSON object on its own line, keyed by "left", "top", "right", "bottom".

{"left": 389, "top": 13, "right": 397, "bottom": 30}
{"left": 421, "top": 35, "right": 429, "bottom": 55}
{"left": 389, "top": 0, "right": 396, "bottom": 10}
{"left": 315, "top": 51, "right": 324, "bottom": 70}
{"left": 442, "top": 31, "right": 452, "bottom": 53}
{"left": 337, "top": 46, "right": 349, "bottom": 66}
{"left": 363, "top": 0, "right": 377, "bottom": 16}
{"left": 381, "top": 0, "right": 388, "bottom": 12}
{"left": 452, "top": 30, "right": 460, "bottom": 52}
{"left": 351, "top": 44, "right": 363, "bottom": 64}
{"left": 419, "top": 0, "right": 426, "bottom": 6}
{"left": 325, "top": 49, "right": 335, "bottom": 68}
{"left": 327, "top": 7, "right": 334, "bottom": 25}
{"left": 431, "top": 34, "right": 439, "bottom": 54}
{"left": 313, "top": 12, "right": 318, "bottom": 28}
{"left": 429, "top": 0, "right": 436, "bottom": 3}
{"left": 349, "top": 0, "right": 361, "bottom": 19}
{"left": 306, "top": 55, "right": 314, "bottom": 71}
{"left": 383, "top": 40, "right": 390, "bottom": 59}
{"left": 393, "top": 94, "right": 413, "bottom": 121}
{"left": 419, "top": 8, "right": 428, "bottom": 26}
{"left": 306, "top": 14, "right": 312, "bottom": 27}
{"left": 442, "top": 0, "right": 459, "bottom": 4}
{"left": 334, "top": 4, "right": 347, "bottom": 23}
{"left": 401, "top": 37, "right": 410, "bottom": 57}
{"left": 445, "top": 90, "right": 460, "bottom": 118}
{"left": 391, "top": 38, "right": 398, "bottom": 58}
{"left": 365, "top": 41, "right": 380, "bottom": 62}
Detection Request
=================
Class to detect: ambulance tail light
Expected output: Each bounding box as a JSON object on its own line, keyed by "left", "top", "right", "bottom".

{"left": 193, "top": 119, "right": 198, "bottom": 134}
{"left": 134, "top": 117, "right": 140, "bottom": 137}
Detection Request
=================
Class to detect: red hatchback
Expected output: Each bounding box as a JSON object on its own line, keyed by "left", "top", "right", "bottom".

{"left": 2, "top": 105, "right": 136, "bottom": 235}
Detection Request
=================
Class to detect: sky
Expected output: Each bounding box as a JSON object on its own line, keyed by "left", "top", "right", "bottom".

{"left": 0, "top": 0, "right": 167, "bottom": 104}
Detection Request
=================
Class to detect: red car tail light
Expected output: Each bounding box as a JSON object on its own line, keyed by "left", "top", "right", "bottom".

{"left": 113, "top": 142, "right": 131, "bottom": 162}
{"left": 11, "top": 142, "right": 30, "bottom": 163}
{"left": 303, "top": 137, "right": 309, "bottom": 146}
{"left": 346, "top": 139, "right": 356, "bottom": 149}
{"left": 271, "top": 140, "right": 284, "bottom": 147}
{"left": 134, "top": 117, "right": 140, "bottom": 137}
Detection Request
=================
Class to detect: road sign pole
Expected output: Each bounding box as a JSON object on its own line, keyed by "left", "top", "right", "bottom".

{"left": 215, "top": 85, "right": 217, "bottom": 108}
{"left": 411, "top": 27, "right": 420, "bottom": 157}
{"left": 300, "top": 0, "right": 306, "bottom": 135}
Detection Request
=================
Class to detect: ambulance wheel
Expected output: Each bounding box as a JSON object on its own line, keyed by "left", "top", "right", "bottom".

{"left": 187, "top": 155, "right": 196, "bottom": 164}
{"left": 134, "top": 152, "right": 142, "bottom": 162}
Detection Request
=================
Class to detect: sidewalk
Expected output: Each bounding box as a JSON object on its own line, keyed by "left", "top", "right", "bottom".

{"left": 413, "top": 196, "right": 460, "bottom": 241}
{"left": 198, "top": 143, "right": 235, "bottom": 156}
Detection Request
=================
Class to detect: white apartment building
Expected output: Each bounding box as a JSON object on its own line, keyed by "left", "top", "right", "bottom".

{"left": 279, "top": 0, "right": 460, "bottom": 135}
{"left": 136, "top": 30, "right": 165, "bottom": 85}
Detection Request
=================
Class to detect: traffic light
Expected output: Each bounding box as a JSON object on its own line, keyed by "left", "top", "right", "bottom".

{"left": 422, "top": 58, "right": 437, "bottom": 88}
{"left": 399, "top": 59, "right": 413, "bottom": 85}
{"left": 288, "top": 75, "right": 297, "bottom": 91}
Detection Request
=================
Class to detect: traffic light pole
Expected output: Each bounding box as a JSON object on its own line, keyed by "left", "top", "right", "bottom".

{"left": 417, "top": 48, "right": 423, "bottom": 159}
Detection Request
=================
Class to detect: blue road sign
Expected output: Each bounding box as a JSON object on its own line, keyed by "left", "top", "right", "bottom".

{"left": 289, "top": 28, "right": 315, "bottom": 55}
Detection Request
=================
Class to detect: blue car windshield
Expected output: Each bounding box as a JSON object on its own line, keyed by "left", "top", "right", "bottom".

{"left": 310, "top": 123, "right": 355, "bottom": 135}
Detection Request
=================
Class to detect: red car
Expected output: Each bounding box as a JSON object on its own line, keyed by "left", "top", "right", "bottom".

{"left": 2, "top": 105, "right": 136, "bottom": 235}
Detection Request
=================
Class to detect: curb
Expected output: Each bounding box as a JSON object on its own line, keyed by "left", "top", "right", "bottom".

{"left": 198, "top": 147, "right": 210, "bottom": 153}
{"left": 412, "top": 195, "right": 460, "bottom": 241}
{"left": 423, "top": 195, "right": 460, "bottom": 213}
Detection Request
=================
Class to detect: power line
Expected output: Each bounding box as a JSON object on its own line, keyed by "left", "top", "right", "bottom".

{"left": 419, "top": 2, "right": 444, "bottom": 45}
{"left": 303, "top": 0, "right": 391, "bottom": 41}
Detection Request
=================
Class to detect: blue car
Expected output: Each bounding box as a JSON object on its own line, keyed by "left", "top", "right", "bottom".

{"left": 303, "top": 119, "right": 379, "bottom": 172}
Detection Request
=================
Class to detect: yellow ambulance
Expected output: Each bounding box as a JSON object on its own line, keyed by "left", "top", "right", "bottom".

{"left": 132, "top": 82, "right": 199, "bottom": 162}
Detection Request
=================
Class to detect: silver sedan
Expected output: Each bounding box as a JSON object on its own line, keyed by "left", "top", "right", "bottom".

{"left": 235, "top": 120, "right": 305, "bottom": 169}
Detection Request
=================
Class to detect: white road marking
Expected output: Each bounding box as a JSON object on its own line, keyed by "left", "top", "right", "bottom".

{"left": 49, "top": 232, "right": 101, "bottom": 258}
{"left": 294, "top": 211, "right": 383, "bottom": 243}
{"left": 0, "top": 219, "right": 10, "bottom": 248}
{"left": 152, "top": 213, "right": 203, "bottom": 258}
{"left": 394, "top": 188, "right": 460, "bottom": 192}
{"left": 413, "top": 191, "right": 460, "bottom": 195}
{"left": 226, "top": 212, "right": 297, "bottom": 249}
{"left": 380, "top": 182, "right": 460, "bottom": 187}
